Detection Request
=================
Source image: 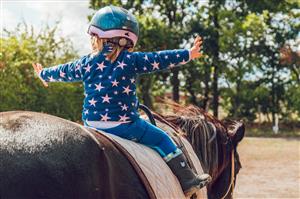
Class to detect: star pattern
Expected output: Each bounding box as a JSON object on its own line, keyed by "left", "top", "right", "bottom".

{"left": 151, "top": 61, "right": 160, "bottom": 70}
{"left": 49, "top": 76, "right": 55, "bottom": 82}
{"left": 96, "top": 62, "right": 106, "bottom": 71}
{"left": 169, "top": 63, "right": 176, "bottom": 68}
{"left": 85, "top": 64, "right": 92, "bottom": 73}
{"left": 111, "top": 79, "right": 119, "bottom": 87}
{"left": 130, "top": 78, "right": 135, "bottom": 83}
{"left": 40, "top": 48, "right": 190, "bottom": 122}
{"left": 88, "top": 98, "right": 97, "bottom": 107}
{"left": 122, "top": 86, "right": 132, "bottom": 95}
{"left": 100, "top": 113, "right": 111, "bottom": 121}
{"left": 60, "top": 71, "right": 66, "bottom": 78}
{"left": 102, "top": 94, "right": 112, "bottom": 103}
{"left": 116, "top": 61, "right": 127, "bottom": 70}
{"left": 143, "top": 55, "right": 148, "bottom": 61}
{"left": 119, "top": 114, "right": 129, "bottom": 122}
{"left": 75, "top": 64, "right": 81, "bottom": 71}
{"left": 121, "top": 103, "right": 128, "bottom": 111}
{"left": 95, "top": 83, "right": 104, "bottom": 92}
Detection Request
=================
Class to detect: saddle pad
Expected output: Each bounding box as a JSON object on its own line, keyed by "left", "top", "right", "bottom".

{"left": 180, "top": 137, "right": 208, "bottom": 198}
{"left": 103, "top": 132, "right": 207, "bottom": 199}
{"left": 156, "top": 120, "right": 208, "bottom": 198}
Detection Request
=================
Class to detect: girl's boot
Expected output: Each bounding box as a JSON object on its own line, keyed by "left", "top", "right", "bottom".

{"left": 166, "top": 153, "right": 211, "bottom": 197}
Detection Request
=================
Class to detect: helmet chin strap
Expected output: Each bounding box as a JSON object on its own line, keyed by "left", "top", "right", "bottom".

{"left": 106, "top": 37, "right": 133, "bottom": 49}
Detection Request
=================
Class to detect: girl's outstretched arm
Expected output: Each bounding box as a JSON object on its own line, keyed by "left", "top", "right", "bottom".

{"left": 32, "top": 55, "right": 90, "bottom": 85}
{"left": 132, "top": 36, "right": 203, "bottom": 74}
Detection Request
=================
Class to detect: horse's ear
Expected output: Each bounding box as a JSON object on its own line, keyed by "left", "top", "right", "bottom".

{"left": 223, "top": 120, "right": 245, "bottom": 145}
{"left": 231, "top": 122, "right": 245, "bottom": 145}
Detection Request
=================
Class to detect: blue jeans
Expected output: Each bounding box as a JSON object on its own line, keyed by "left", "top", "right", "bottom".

{"left": 95, "top": 118, "right": 179, "bottom": 158}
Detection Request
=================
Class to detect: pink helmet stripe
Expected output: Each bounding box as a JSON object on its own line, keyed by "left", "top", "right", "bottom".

{"left": 88, "top": 26, "right": 138, "bottom": 46}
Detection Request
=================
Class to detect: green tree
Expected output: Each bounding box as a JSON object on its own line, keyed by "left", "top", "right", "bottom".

{"left": 242, "top": 2, "right": 299, "bottom": 124}
{"left": 135, "top": 15, "right": 170, "bottom": 109}
{"left": 0, "top": 23, "right": 82, "bottom": 121}
{"left": 89, "top": 0, "right": 198, "bottom": 104}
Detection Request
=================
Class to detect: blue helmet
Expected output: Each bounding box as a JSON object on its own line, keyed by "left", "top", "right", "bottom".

{"left": 88, "top": 5, "right": 139, "bottom": 48}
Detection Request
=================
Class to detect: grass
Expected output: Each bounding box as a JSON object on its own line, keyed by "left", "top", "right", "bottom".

{"left": 244, "top": 121, "right": 300, "bottom": 138}
{"left": 246, "top": 127, "right": 300, "bottom": 138}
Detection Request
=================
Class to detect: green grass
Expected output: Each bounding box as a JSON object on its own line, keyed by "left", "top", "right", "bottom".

{"left": 246, "top": 127, "right": 300, "bottom": 138}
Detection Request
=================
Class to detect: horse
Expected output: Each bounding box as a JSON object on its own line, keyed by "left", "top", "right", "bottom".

{"left": 157, "top": 103, "right": 245, "bottom": 199}
{"left": 0, "top": 107, "right": 244, "bottom": 199}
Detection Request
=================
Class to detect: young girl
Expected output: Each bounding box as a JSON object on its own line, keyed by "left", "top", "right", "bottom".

{"left": 33, "top": 5, "right": 211, "bottom": 197}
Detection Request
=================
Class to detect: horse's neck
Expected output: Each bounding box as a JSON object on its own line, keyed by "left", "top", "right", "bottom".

{"left": 181, "top": 118, "right": 232, "bottom": 183}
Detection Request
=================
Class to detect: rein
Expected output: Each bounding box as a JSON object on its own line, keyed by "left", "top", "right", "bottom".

{"left": 220, "top": 149, "right": 235, "bottom": 199}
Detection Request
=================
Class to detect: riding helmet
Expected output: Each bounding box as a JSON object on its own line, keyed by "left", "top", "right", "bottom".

{"left": 88, "top": 5, "right": 139, "bottom": 48}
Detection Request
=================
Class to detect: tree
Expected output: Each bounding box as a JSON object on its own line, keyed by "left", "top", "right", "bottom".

{"left": 135, "top": 15, "right": 170, "bottom": 109}
{"left": 89, "top": 0, "right": 198, "bottom": 103}
{"left": 243, "top": 2, "right": 299, "bottom": 124}
{"left": 0, "top": 23, "right": 82, "bottom": 121}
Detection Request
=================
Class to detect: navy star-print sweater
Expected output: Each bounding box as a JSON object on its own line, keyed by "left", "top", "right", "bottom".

{"left": 40, "top": 45, "right": 190, "bottom": 122}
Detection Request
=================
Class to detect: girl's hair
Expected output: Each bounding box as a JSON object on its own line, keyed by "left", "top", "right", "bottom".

{"left": 91, "top": 35, "right": 127, "bottom": 62}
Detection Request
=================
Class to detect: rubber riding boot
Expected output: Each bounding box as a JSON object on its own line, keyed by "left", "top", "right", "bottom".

{"left": 167, "top": 153, "right": 212, "bottom": 197}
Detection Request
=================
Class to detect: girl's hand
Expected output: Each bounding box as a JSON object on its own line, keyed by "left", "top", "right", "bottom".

{"left": 190, "top": 36, "right": 203, "bottom": 60}
{"left": 32, "top": 63, "right": 48, "bottom": 87}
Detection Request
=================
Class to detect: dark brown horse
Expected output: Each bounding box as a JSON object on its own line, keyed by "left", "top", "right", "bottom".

{"left": 0, "top": 108, "right": 244, "bottom": 199}
{"left": 158, "top": 104, "right": 245, "bottom": 199}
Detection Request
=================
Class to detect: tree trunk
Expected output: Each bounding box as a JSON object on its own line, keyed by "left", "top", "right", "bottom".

{"left": 234, "top": 76, "right": 242, "bottom": 118}
{"left": 212, "top": 65, "right": 219, "bottom": 118}
{"left": 271, "top": 65, "right": 276, "bottom": 126}
{"left": 185, "top": 73, "right": 197, "bottom": 106}
{"left": 171, "top": 68, "right": 180, "bottom": 102}
{"left": 211, "top": 7, "right": 220, "bottom": 118}
{"left": 202, "top": 64, "right": 210, "bottom": 111}
{"left": 139, "top": 76, "right": 153, "bottom": 109}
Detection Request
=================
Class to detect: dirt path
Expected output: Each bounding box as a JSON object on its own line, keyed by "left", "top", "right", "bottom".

{"left": 233, "top": 137, "right": 300, "bottom": 198}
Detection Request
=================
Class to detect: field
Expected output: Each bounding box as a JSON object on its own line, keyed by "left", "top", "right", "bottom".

{"left": 234, "top": 137, "right": 300, "bottom": 198}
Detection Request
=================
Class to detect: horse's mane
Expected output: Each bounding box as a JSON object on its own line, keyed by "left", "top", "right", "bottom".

{"left": 153, "top": 102, "right": 228, "bottom": 180}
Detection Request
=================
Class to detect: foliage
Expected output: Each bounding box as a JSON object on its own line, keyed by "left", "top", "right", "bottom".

{"left": 88, "top": 0, "right": 300, "bottom": 123}
{"left": 1, "top": 0, "right": 299, "bottom": 130}
{"left": 0, "top": 23, "right": 82, "bottom": 121}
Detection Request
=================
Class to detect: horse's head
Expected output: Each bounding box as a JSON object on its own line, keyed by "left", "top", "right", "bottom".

{"left": 206, "top": 119, "right": 245, "bottom": 199}
{"left": 163, "top": 104, "right": 245, "bottom": 199}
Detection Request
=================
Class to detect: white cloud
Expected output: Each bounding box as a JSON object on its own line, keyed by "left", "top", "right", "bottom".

{"left": 1, "top": 2, "right": 21, "bottom": 31}
{"left": 2, "top": 0, "right": 94, "bottom": 55}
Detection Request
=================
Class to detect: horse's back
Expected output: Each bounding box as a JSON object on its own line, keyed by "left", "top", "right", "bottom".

{"left": 0, "top": 111, "right": 148, "bottom": 199}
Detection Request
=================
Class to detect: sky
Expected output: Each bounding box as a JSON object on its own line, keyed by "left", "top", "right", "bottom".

{"left": 1, "top": 1, "right": 299, "bottom": 55}
{"left": 1, "top": 0, "right": 94, "bottom": 54}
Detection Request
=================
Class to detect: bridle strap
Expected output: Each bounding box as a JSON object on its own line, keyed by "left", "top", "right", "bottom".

{"left": 221, "top": 149, "right": 235, "bottom": 199}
